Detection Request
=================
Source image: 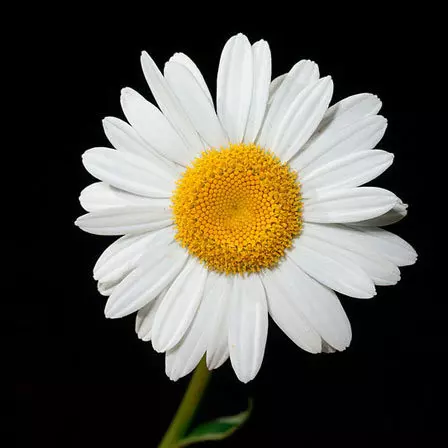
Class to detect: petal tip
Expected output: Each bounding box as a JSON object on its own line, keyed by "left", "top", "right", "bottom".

{"left": 253, "top": 39, "right": 268, "bottom": 48}
{"left": 120, "top": 87, "right": 133, "bottom": 98}
{"left": 104, "top": 299, "right": 122, "bottom": 319}
{"left": 151, "top": 337, "right": 165, "bottom": 353}
{"left": 167, "top": 372, "right": 179, "bottom": 382}
{"left": 237, "top": 373, "right": 252, "bottom": 384}
{"left": 105, "top": 309, "right": 124, "bottom": 319}
{"left": 140, "top": 51, "right": 153, "bottom": 67}
{"left": 408, "top": 252, "right": 418, "bottom": 265}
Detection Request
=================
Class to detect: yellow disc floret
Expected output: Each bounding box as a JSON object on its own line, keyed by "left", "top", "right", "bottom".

{"left": 171, "top": 143, "right": 303, "bottom": 275}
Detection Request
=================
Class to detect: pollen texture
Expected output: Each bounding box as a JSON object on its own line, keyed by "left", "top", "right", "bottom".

{"left": 171, "top": 144, "right": 303, "bottom": 275}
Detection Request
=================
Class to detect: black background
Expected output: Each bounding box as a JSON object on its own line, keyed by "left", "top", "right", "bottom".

{"left": 18, "top": 7, "right": 444, "bottom": 447}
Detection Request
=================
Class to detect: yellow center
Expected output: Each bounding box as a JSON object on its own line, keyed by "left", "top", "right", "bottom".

{"left": 171, "top": 144, "right": 303, "bottom": 275}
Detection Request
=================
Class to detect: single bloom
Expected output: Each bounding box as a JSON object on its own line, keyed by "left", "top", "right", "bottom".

{"left": 75, "top": 33, "right": 417, "bottom": 383}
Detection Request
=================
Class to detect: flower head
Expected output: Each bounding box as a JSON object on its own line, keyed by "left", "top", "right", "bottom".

{"left": 76, "top": 33, "right": 417, "bottom": 382}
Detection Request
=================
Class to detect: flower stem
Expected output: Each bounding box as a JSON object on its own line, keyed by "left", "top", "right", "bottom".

{"left": 158, "top": 356, "right": 211, "bottom": 448}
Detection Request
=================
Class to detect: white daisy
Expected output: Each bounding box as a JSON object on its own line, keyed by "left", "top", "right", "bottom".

{"left": 75, "top": 33, "right": 417, "bottom": 383}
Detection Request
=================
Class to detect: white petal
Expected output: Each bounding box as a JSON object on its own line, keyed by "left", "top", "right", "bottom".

{"left": 104, "top": 232, "right": 188, "bottom": 318}
{"left": 165, "top": 276, "right": 219, "bottom": 381}
{"left": 289, "top": 235, "right": 376, "bottom": 299}
{"left": 135, "top": 291, "right": 165, "bottom": 341}
{"left": 300, "top": 150, "right": 394, "bottom": 196}
{"left": 82, "top": 147, "right": 174, "bottom": 198}
{"left": 165, "top": 61, "right": 228, "bottom": 148}
{"left": 103, "top": 116, "right": 152, "bottom": 158}
{"left": 243, "top": 40, "right": 271, "bottom": 143}
{"left": 102, "top": 116, "right": 181, "bottom": 176}
{"left": 75, "top": 206, "right": 172, "bottom": 235}
{"left": 205, "top": 273, "right": 232, "bottom": 370}
{"left": 316, "top": 93, "right": 382, "bottom": 136}
{"left": 258, "top": 59, "right": 320, "bottom": 149}
{"left": 94, "top": 231, "right": 159, "bottom": 283}
{"left": 303, "top": 187, "right": 398, "bottom": 224}
{"left": 261, "top": 270, "right": 322, "bottom": 353}
{"left": 228, "top": 275, "right": 268, "bottom": 383}
{"left": 98, "top": 279, "right": 119, "bottom": 297}
{"left": 291, "top": 115, "right": 387, "bottom": 172}
{"left": 341, "top": 250, "right": 400, "bottom": 286}
{"left": 268, "top": 74, "right": 286, "bottom": 104}
{"left": 350, "top": 226, "right": 417, "bottom": 267}
{"left": 79, "top": 182, "right": 170, "bottom": 212}
{"left": 120, "top": 88, "right": 191, "bottom": 166}
{"left": 168, "top": 52, "right": 214, "bottom": 105}
{"left": 265, "top": 60, "right": 320, "bottom": 123}
{"left": 217, "top": 33, "right": 253, "bottom": 143}
{"left": 141, "top": 52, "right": 204, "bottom": 154}
{"left": 152, "top": 258, "right": 208, "bottom": 353}
{"left": 263, "top": 260, "right": 351, "bottom": 351}
{"left": 79, "top": 182, "right": 133, "bottom": 212}
{"left": 268, "top": 76, "right": 333, "bottom": 161}
{"left": 350, "top": 201, "right": 408, "bottom": 227}
{"left": 302, "top": 223, "right": 401, "bottom": 285}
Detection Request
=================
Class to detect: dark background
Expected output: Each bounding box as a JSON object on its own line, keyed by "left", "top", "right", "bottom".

{"left": 18, "top": 7, "right": 444, "bottom": 447}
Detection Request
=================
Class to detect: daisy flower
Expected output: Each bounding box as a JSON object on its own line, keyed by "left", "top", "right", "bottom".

{"left": 75, "top": 33, "right": 417, "bottom": 383}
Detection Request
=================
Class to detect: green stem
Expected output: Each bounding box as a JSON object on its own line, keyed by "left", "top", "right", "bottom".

{"left": 158, "top": 357, "right": 211, "bottom": 448}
